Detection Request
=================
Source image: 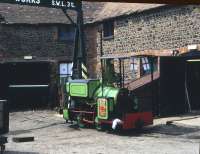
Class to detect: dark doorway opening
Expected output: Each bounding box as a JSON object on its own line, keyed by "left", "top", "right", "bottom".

{"left": 158, "top": 54, "right": 200, "bottom": 116}
{"left": 0, "top": 61, "right": 53, "bottom": 110}
{"left": 159, "top": 56, "right": 187, "bottom": 116}
{"left": 186, "top": 59, "right": 200, "bottom": 110}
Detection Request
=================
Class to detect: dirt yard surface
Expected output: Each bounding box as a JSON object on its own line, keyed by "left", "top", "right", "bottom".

{"left": 4, "top": 110, "right": 200, "bottom": 154}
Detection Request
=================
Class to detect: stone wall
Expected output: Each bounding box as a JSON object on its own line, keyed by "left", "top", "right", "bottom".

{"left": 0, "top": 24, "right": 74, "bottom": 61}
{"left": 95, "top": 5, "right": 200, "bottom": 81}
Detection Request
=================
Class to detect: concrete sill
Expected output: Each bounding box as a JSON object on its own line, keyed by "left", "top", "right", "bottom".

{"left": 103, "top": 35, "right": 114, "bottom": 40}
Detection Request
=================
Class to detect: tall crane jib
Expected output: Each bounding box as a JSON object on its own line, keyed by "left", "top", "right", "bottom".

{"left": 0, "top": 0, "right": 86, "bottom": 152}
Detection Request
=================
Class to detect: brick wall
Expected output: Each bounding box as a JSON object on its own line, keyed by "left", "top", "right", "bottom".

{"left": 85, "top": 25, "right": 99, "bottom": 78}
{"left": 0, "top": 23, "right": 101, "bottom": 79}
{"left": 0, "top": 24, "right": 74, "bottom": 61}
{"left": 95, "top": 5, "right": 200, "bottom": 81}
{"left": 0, "top": 24, "right": 75, "bottom": 107}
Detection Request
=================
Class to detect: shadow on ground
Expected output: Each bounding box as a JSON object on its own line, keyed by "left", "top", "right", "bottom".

{"left": 9, "top": 122, "right": 66, "bottom": 136}
{"left": 148, "top": 124, "right": 200, "bottom": 136}
{"left": 107, "top": 124, "right": 200, "bottom": 139}
{"left": 9, "top": 130, "right": 31, "bottom": 135}
{"left": 68, "top": 124, "right": 81, "bottom": 130}
{"left": 4, "top": 151, "right": 39, "bottom": 154}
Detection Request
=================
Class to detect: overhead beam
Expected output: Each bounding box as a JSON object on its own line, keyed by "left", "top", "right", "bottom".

{"left": 84, "top": 0, "right": 200, "bottom": 4}
{"left": 1, "top": 0, "right": 200, "bottom": 6}
{"left": 0, "top": 0, "right": 78, "bottom": 10}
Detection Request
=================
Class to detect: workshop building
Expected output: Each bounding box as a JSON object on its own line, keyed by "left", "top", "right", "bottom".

{"left": 86, "top": 4, "right": 200, "bottom": 116}
{"left": 0, "top": 2, "right": 104, "bottom": 109}
{"left": 1, "top": 2, "right": 200, "bottom": 115}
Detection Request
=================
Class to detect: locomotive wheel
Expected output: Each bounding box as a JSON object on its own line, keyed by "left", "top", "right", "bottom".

{"left": 135, "top": 119, "right": 144, "bottom": 131}
{"left": 95, "top": 117, "right": 104, "bottom": 131}
{"left": 77, "top": 114, "right": 85, "bottom": 128}
{"left": 0, "top": 145, "right": 5, "bottom": 154}
{"left": 95, "top": 123, "right": 103, "bottom": 131}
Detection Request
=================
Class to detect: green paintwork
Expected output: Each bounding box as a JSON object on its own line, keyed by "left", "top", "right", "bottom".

{"left": 94, "top": 87, "right": 120, "bottom": 105}
{"left": 65, "top": 79, "right": 122, "bottom": 121}
{"left": 97, "top": 98, "right": 108, "bottom": 120}
{"left": 77, "top": 115, "right": 85, "bottom": 128}
{"left": 70, "top": 83, "right": 88, "bottom": 97}
{"left": 95, "top": 117, "right": 102, "bottom": 130}
{"left": 63, "top": 109, "right": 69, "bottom": 120}
{"left": 108, "top": 98, "right": 114, "bottom": 112}
{"left": 88, "top": 80, "right": 100, "bottom": 98}
{"left": 66, "top": 80, "right": 100, "bottom": 98}
{"left": 97, "top": 98, "right": 114, "bottom": 120}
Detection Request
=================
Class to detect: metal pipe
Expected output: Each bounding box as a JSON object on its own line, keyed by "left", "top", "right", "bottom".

{"left": 62, "top": 9, "right": 76, "bottom": 26}
{"left": 119, "top": 59, "right": 122, "bottom": 88}
{"left": 185, "top": 61, "right": 191, "bottom": 112}
{"left": 122, "top": 59, "right": 125, "bottom": 88}
{"left": 150, "top": 56, "right": 154, "bottom": 114}
{"left": 100, "top": 28, "right": 104, "bottom": 97}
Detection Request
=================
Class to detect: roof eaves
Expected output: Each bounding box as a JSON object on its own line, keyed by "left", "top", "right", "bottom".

{"left": 88, "top": 4, "right": 167, "bottom": 24}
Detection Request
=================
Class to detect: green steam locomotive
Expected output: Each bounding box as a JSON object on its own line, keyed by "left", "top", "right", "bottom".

{"left": 63, "top": 59, "right": 153, "bottom": 130}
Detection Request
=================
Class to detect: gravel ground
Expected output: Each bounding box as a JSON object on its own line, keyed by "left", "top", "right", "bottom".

{"left": 3, "top": 110, "right": 200, "bottom": 154}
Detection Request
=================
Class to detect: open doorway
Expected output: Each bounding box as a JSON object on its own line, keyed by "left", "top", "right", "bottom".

{"left": 0, "top": 61, "right": 57, "bottom": 110}
{"left": 159, "top": 55, "right": 200, "bottom": 116}
{"left": 159, "top": 56, "right": 187, "bottom": 116}
{"left": 186, "top": 59, "right": 200, "bottom": 110}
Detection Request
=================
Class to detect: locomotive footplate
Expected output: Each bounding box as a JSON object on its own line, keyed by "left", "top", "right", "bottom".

{"left": 69, "top": 109, "right": 96, "bottom": 126}
{"left": 99, "top": 111, "right": 153, "bottom": 130}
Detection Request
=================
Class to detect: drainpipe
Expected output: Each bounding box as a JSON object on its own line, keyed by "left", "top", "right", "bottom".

{"left": 100, "top": 26, "right": 104, "bottom": 97}
{"left": 150, "top": 56, "right": 154, "bottom": 115}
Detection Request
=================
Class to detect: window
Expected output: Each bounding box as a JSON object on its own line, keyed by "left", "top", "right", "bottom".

{"left": 59, "top": 63, "right": 73, "bottom": 77}
{"left": 141, "top": 57, "right": 151, "bottom": 75}
{"left": 141, "top": 57, "right": 158, "bottom": 76}
{"left": 130, "top": 57, "right": 139, "bottom": 79}
{"left": 153, "top": 58, "right": 158, "bottom": 72}
{"left": 58, "top": 26, "right": 75, "bottom": 41}
{"left": 103, "top": 20, "right": 114, "bottom": 39}
{"left": 131, "top": 57, "right": 158, "bottom": 78}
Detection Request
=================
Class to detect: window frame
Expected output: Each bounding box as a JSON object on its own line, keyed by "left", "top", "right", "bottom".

{"left": 141, "top": 57, "right": 151, "bottom": 76}
{"left": 58, "top": 25, "right": 75, "bottom": 42}
{"left": 103, "top": 20, "right": 114, "bottom": 40}
{"left": 130, "top": 57, "right": 139, "bottom": 79}
{"left": 59, "top": 62, "right": 73, "bottom": 77}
